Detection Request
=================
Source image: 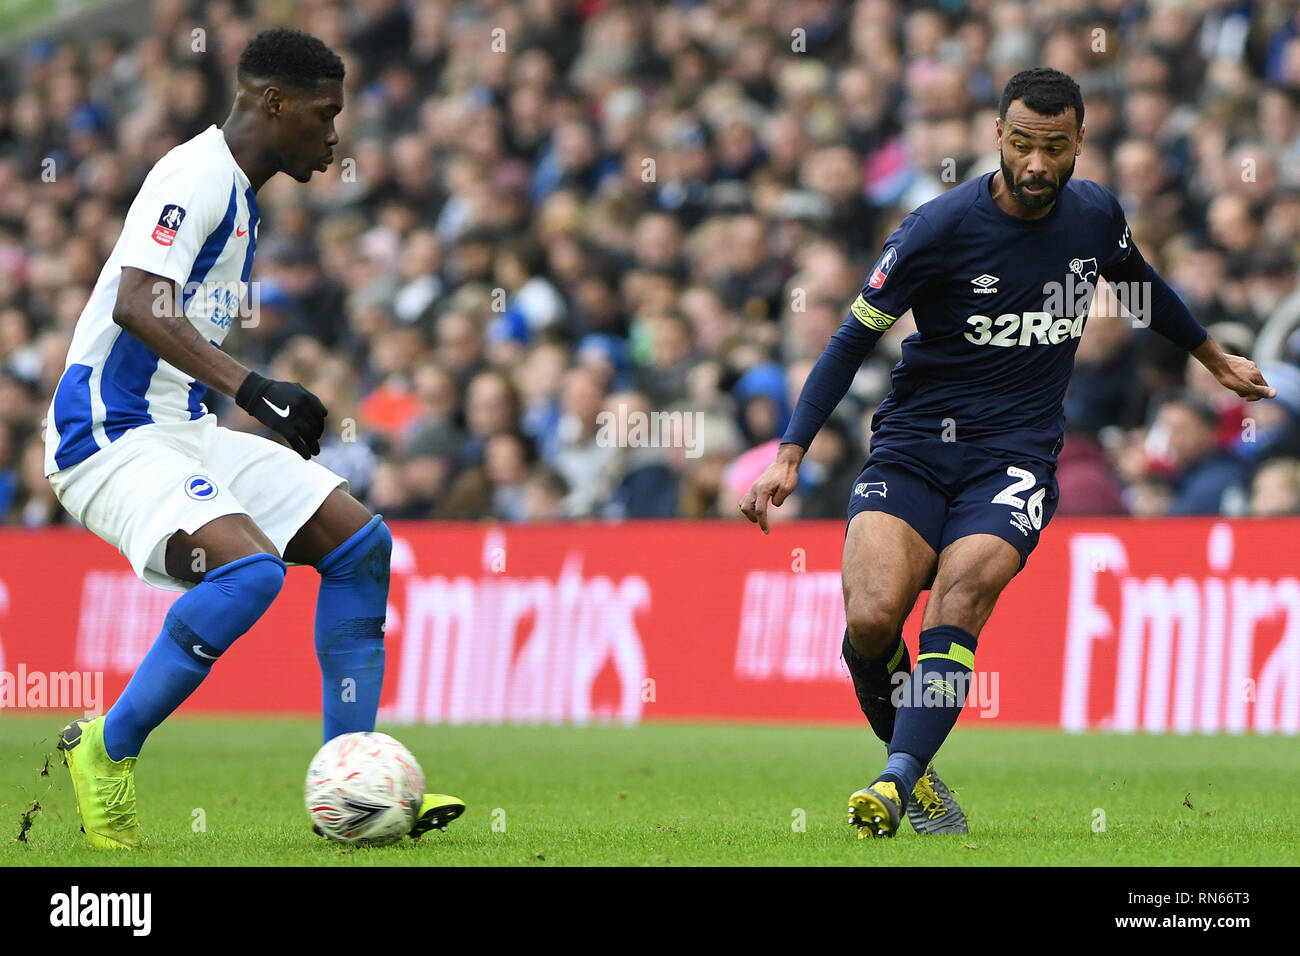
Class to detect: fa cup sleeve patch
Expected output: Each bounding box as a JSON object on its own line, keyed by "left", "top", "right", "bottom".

{"left": 867, "top": 246, "right": 897, "bottom": 289}
{"left": 152, "top": 204, "right": 187, "bottom": 246}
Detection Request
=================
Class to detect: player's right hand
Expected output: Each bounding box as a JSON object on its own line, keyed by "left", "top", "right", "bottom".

{"left": 739, "top": 455, "right": 801, "bottom": 534}
{"left": 235, "top": 370, "right": 328, "bottom": 459}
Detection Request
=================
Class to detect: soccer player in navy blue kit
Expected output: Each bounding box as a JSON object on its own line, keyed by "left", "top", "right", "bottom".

{"left": 740, "top": 68, "right": 1275, "bottom": 838}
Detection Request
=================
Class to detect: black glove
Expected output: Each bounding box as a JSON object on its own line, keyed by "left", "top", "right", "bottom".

{"left": 235, "top": 370, "right": 327, "bottom": 459}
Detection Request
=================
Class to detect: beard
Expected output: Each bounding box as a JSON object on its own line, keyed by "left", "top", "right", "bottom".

{"left": 1000, "top": 153, "right": 1075, "bottom": 210}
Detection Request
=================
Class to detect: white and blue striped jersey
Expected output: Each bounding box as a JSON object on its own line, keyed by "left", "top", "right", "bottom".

{"left": 44, "top": 125, "right": 260, "bottom": 475}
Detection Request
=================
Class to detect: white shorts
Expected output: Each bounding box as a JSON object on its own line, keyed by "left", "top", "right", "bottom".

{"left": 47, "top": 414, "right": 347, "bottom": 591}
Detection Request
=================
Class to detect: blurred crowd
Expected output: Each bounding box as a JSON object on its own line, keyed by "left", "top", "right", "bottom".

{"left": 2, "top": 0, "right": 1300, "bottom": 527}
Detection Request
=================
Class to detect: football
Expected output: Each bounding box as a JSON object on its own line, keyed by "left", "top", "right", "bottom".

{"left": 305, "top": 732, "right": 425, "bottom": 846}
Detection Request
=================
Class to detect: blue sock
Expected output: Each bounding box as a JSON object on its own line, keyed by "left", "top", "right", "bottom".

{"left": 878, "top": 624, "right": 978, "bottom": 797}
{"left": 315, "top": 515, "right": 390, "bottom": 743}
{"left": 103, "top": 553, "right": 286, "bottom": 760}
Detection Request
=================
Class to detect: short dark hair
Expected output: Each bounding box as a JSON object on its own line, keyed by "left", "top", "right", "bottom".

{"left": 1165, "top": 389, "right": 1219, "bottom": 429}
{"left": 237, "top": 27, "right": 344, "bottom": 89}
{"left": 525, "top": 464, "right": 569, "bottom": 499}
{"left": 999, "top": 67, "right": 1084, "bottom": 128}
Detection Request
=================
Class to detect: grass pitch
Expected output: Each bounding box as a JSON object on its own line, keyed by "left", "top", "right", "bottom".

{"left": 1, "top": 716, "right": 1296, "bottom": 866}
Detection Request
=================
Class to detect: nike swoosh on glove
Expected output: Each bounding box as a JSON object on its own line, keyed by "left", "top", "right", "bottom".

{"left": 235, "top": 370, "right": 328, "bottom": 458}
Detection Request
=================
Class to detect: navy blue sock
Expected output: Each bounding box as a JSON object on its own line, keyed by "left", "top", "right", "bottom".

{"left": 841, "top": 629, "right": 910, "bottom": 744}
{"left": 315, "top": 515, "right": 390, "bottom": 743}
{"left": 878, "top": 624, "right": 978, "bottom": 797}
{"left": 103, "top": 553, "right": 286, "bottom": 760}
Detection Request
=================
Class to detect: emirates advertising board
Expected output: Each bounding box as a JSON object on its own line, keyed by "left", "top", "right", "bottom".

{"left": 0, "top": 519, "right": 1296, "bottom": 734}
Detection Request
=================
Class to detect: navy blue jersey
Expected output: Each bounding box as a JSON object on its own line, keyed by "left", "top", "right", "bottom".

{"left": 853, "top": 172, "right": 1133, "bottom": 459}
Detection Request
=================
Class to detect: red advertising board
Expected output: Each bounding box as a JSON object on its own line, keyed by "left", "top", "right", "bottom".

{"left": 0, "top": 519, "right": 1296, "bottom": 732}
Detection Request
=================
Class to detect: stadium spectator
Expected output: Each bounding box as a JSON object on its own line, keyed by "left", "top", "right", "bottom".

{"left": 793, "top": 416, "right": 862, "bottom": 520}
{"left": 551, "top": 365, "right": 615, "bottom": 516}
{"left": 0, "top": 421, "right": 18, "bottom": 519}
{"left": 522, "top": 463, "right": 570, "bottom": 520}
{"left": 1126, "top": 473, "right": 1175, "bottom": 518}
{"left": 600, "top": 389, "right": 679, "bottom": 520}
{"left": 1154, "top": 392, "right": 1251, "bottom": 516}
{"left": 677, "top": 413, "right": 744, "bottom": 519}
{"left": 1250, "top": 457, "right": 1300, "bottom": 515}
{"left": 4, "top": 0, "right": 1299, "bottom": 525}
{"left": 1055, "top": 427, "right": 1128, "bottom": 516}
{"left": 1064, "top": 312, "right": 1144, "bottom": 433}
{"left": 1235, "top": 361, "right": 1300, "bottom": 461}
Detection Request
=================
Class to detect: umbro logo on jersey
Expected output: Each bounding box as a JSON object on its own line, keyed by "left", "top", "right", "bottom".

{"left": 1009, "top": 512, "right": 1032, "bottom": 535}
{"left": 184, "top": 474, "right": 217, "bottom": 500}
{"left": 971, "top": 274, "right": 999, "bottom": 294}
{"left": 854, "top": 481, "right": 888, "bottom": 498}
{"left": 152, "top": 204, "right": 186, "bottom": 246}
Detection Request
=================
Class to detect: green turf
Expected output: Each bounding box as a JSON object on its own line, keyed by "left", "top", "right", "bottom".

{"left": 1, "top": 715, "right": 1296, "bottom": 866}
{"left": 0, "top": 0, "right": 110, "bottom": 37}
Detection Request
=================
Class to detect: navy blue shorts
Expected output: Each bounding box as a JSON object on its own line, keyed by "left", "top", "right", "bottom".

{"left": 845, "top": 438, "right": 1060, "bottom": 572}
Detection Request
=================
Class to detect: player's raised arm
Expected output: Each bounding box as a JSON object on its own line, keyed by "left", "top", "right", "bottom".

{"left": 1097, "top": 200, "right": 1273, "bottom": 404}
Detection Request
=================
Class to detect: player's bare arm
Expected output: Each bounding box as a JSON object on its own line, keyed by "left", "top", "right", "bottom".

{"left": 113, "top": 266, "right": 327, "bottom": 459}
{"left": 113, "top": 266, "right": 250, "bottom": 398}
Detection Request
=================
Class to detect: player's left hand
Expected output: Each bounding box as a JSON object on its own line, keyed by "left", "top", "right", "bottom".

{"left": 739, "top": 448, "right": 802, "bottom": 534}
{"left": 235, "top": 370, "right": 328, "bottom": 458}
{"left": 1209, "top": 352, "right": 1275, "bottom": 403}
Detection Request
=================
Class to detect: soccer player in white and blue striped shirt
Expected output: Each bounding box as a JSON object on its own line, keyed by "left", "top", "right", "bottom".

{"left": 46, "top": 27, "right": 462, "bottom": 848}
